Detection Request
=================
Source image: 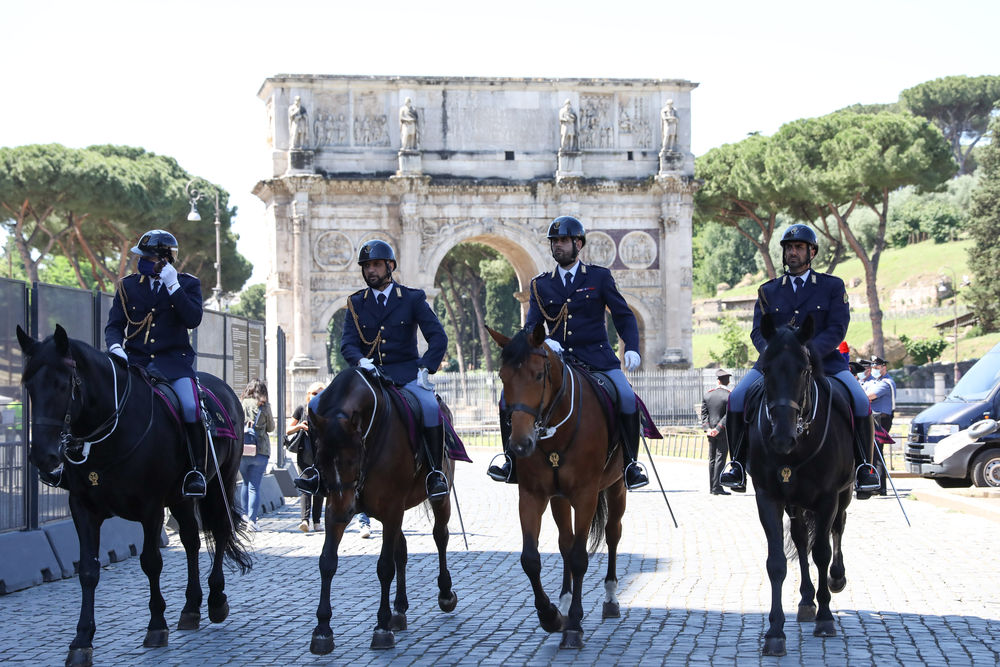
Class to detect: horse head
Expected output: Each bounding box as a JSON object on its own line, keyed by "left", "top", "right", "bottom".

{"left": 488, "top": 323, "right": 568, "bottom": 459}
{"left": 759, "top": 313, "right": 817, "bottom": 455}
{"left": 309, "top": 369, "right": 374, "bottom": 521}
{"left": 16, "top": 324, "right": 85, "bottom": 474}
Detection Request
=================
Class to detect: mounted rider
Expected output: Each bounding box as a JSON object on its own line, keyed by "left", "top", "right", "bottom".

{"left": 718, "top": 224, "right": 881, "bottom": 497}
{"left": 324, "top": 240, "right": 450, "bottom": 499}
{"left": 487, "top": 215, "right": 649, "bottom": 490}
{"left": 104, "top": 229, "right": 209, "bottom": 498}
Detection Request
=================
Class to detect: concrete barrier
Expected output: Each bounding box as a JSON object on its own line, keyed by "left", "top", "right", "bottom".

{"left": 0, "top": 529, "right": 62, "bottom": 594}
{"left": 44, "top": 517, "right": 149, "bottom": 579}
{"left": 270, "top": 465, "right": 299, "bottom": 497}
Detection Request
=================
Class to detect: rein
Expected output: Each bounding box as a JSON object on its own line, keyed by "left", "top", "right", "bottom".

{"left": 760, "top": 376, "right": 835, "bottom": 477}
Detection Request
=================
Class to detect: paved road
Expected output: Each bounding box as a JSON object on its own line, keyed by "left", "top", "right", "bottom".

{"left": 2, "top": 452, "right": 998, "bottom": 666}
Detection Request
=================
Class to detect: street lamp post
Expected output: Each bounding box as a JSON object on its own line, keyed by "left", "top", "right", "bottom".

{"left": 939, "top": 266, "right": 960, "bottom": 385}
{"left": 185, "top": 180, "right": 222, "bottom": 306}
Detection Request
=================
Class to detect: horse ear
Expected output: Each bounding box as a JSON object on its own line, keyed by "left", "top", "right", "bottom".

{"left": 16, "top": 325, "right": 36, "bottom": 356}
{"left": 486, "top": 325, "right": 510, "bottom": 349}
{"left": 760, "top": 312, "right": 776, "bottom": 341}
{"left": 53, "top": 324, "right": 70, "bottom": 356}
{"left": 528, "top": 322, "right": 546, "bottom": 347}
{"left": 796, "top": 314, "right": 815, "bottom": 344}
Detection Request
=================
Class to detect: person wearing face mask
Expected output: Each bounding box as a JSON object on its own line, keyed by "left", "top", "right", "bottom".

{"left": 864, "top": 356, "right": 896, "bottom": 495}
{"left": 104, "top": 229, "right": 207, "bottom": 497}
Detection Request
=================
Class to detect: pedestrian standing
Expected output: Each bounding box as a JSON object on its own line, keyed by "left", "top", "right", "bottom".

{"left": 864, "top": 356, "right": 896, "bottom": 496}
{"left": 287, "top": 382, "right": 326, "bottom": 533}
{"left": 240, "top": 378, "right": 274, "bottom": 531}
{"left": 702, "top": 369, "right": 732, "bottom": 495}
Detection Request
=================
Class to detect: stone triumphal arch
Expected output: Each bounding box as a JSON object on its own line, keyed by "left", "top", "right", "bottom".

{"left": 253, "top": 75, "right": 699, "bottom": 392}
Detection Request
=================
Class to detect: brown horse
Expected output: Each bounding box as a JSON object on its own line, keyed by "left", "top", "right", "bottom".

{"left": 305, "top": 367, "right": 458, "bottom": 653}
{"left": 488, "top": 324, "right": 628, "bottom": 649}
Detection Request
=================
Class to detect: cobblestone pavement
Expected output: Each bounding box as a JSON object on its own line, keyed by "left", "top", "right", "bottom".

{"left": 2, "top": 451, "right": 998, "bottom": 666}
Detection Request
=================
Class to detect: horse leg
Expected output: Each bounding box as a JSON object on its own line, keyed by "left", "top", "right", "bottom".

{"left": 550, "top": 497, "right": 573, "bottom": 615}
{"left": 204, "top": 485, "right": 234, "bottom": 624}
{"left": 431, "top": 490, "right": 457, "bottom": 613}
{"left": 755, "top": 493, "right": 788, "bottom": 657}
{"left": 389, "top": 532, "right": 408, "bottom": 631}
{"left": 310, "top": 520, "right": 346, "bottom": 655}
{"left": 811, "top": 501, "right": 839, "bottom": 638}
{"left": 559, "top": 493, "right": 596, "bottom": 650}
{"left": 519, "top": 491, "right": 562, "bottom": 634}
{"left": 828, "top": 489, "right": 851, "bottom": 593}
{"left": 602, "top": 479, "right": 627, "bottom": 619}
{"left": 371, "top": 512, "right": 403, "bottom": 649}
{"left": 66, "top": 501, "right": 102, "bottom": 667}
{"left": 133, "top": 511, "right": 170, "bottom": 649}
{"left": 788, "top": 509, "right": 816, "bottom": 623}
{"left": 168, "top": 501, "right": 203, "bottom": 633}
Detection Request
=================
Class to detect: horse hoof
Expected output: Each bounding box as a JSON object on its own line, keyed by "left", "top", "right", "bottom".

{"left": 797, "top": 604, "right": 817, "bottom": 622}
{"left": 829, "top": 576, "right": 847, "bottom": 593}
{"left": 762, "top": 637, "right": 786, "bottom": 656}
{"left": 439, "top": 591, "right": 458, "bottom": 613}
{"left": 602, "top": 601, "right": 621, "bottom": 619}
{"left": 177, "top": 611, "right": 201, "bottom": 630}
{"left": 559, "top": 629, "right": 584, "bottom": 649}
{"left": 208, "top": 600, "right": 230, "bottom": 623}
{"left": 538, "top": 604, "right": 564, "bottom": 633}
{"left": 142, "top": 628, "right": 169, "bottom": 648}
{"left": 370, "top": 628, "right": 395, "bottom": 649}
{"left": 389, "top": 612, "right": 407, "bottom": 631}
{"left": 814, "top": 620, "right": 837, "bottom": 637}
{"left": 310, "top": 632, "right": 334, "bottom": 655}
{"left": 65, "top": 647, "right": 93, "bottom": 667}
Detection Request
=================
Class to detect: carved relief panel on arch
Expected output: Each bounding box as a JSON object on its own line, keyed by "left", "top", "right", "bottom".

{"left": 353, "top": 92, "right": 390, "bottom": 147}
{"left": 579, "top": 94, "right": 614, "bottom": 149}
{"left": 312, "top": 93, "right": 350, "bottom": 147}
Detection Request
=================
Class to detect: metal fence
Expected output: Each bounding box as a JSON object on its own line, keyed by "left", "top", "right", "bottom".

{"left": 0, "top": 278, "right": 265, "bottom": 533}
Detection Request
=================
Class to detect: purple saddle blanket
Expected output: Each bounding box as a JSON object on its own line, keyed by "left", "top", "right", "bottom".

{"left": 386, "top": 384, "right": 473, "bottom": 463}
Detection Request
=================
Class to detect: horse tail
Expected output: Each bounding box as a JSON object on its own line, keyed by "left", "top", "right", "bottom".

{"left": 199, "top": 474, "right": 254, "bottom": 575}
{"left": 588, "top": 489, "right": 608, "bottom": 554}
{"left": 784, "top": 509, "right": 816, "bottom": 561}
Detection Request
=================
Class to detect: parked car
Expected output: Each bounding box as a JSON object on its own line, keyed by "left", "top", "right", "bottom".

{"left": 905, "top": 342, "right": 1000, "bottom": 488}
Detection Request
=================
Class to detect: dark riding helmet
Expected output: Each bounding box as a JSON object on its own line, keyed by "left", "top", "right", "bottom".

{"left": 780, "top": 224, "right": 818, "bottom": 252}
{"left": 358, "top": 240, "right": 397, "bottom": 270}
{"left": 546, "top": 215, "right": 586, "bottom": 247}
{"left": 130, "top": 229, "right": 178, "bottom": 262}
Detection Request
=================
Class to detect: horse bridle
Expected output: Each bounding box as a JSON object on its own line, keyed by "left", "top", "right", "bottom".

{"left": 763, "top": 367, "right": 817, "bottom": 437}
{"left": 32, "top": 354, "right": 134, "bottom": 465}
{"left": 319, "top": 369, "right": 380, "bottom": 497}
{"left": 506, "top": 348, "right": 576, "bottom": 444}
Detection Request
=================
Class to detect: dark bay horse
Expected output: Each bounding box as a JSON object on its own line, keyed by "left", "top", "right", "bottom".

{"left": 17, "top": 325, "right": 250, "bottom": 667}
{"left": 488, "top": 324, "right": 627, "bottom": 650}
{"left": 306, "top": 366, "right": 457, "bottom": 653}
{"left": 748, "top": 314, "right": 855, "bottom": 657}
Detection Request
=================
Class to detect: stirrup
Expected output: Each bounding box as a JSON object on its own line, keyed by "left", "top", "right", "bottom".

{"left": 182, "top": 470, "right": 207, "bottom": 498}
{"left": 624, "top": 461, "right": 649, "bottom": 490}
{"left": 39, "top": 464, "right": 65, "bottom": 488}
{"left": 486, "top": 453, "right": 512, "bottom": 482}
{"left": 854, "top": 464, "right": 881, "bottom": 492}
{"left": 294, "top": 466, "right": 320, "bottom": 495}
{"left": 425, "top": 469, "right": 450, "bottom": 498}
{"left": 719, "top": 460, "right": 745, "bottom": 488}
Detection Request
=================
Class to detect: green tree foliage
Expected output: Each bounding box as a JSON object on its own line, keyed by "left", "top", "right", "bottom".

{"left": 900, "top": 75, "right": 1000, "bottom": 175}
{"left": 708, "top": 316, "right": 750, "bottom": 368}
{"left": 480, "top": 257, "right": 521, "bottom": 368}
{"left": 435, "top": 244, "right": 506, "bottom": 373}
{"left": 229, "top": 283, "right": 265, "bottom": 320}
{"left": 965, "top": 114, "right": 1000, "bottom": 331}
{"left": 0, "top": 143, "right": 251, "bottom": 295}
{"left": 693, "top": 221, "right": 758, "bottom": 295}
{"left": 326, "top": 309, "right": 349, "bottom": 374}
{"left": 899, "top": 334, "right": 948, "bottom": 365}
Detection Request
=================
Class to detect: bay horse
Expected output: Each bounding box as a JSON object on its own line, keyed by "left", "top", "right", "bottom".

{"left": 748, "top": 314, "right": 855, "bottom": 657}
{"left": 488, "top": 324, "right": 627, "bottom": 650}
{"left": 306, "top": 366, "right": 458, "bottom": 653}
{"left": 17, "top": 324, "right": 251, "bottom": 667}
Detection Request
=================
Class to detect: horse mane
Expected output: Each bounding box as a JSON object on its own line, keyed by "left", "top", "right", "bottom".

{"left": 501, "top": 328, "right": 533, "bottom": 367}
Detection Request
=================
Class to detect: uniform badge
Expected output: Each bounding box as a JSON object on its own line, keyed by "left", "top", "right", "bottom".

{"left": 843, "top": 293, "right": 849, "bottom": 304}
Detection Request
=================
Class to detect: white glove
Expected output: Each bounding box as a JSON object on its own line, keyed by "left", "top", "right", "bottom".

{"left": 416, "top": 367, "right": 433, "bottom": 391}
{"left": 543, "top": 338, "right": 563, "bottom": 355}
{"left": 624, "top": 350, "right": 641, "bottom": 371}
{"left": 158, "top": 262, "right": 179, "bottom": 292}
{"left": 358, "top": 358, "right": 376, "bottom": 371}
{"left": 109, "top": 343, "right": 128, "bottom": 362}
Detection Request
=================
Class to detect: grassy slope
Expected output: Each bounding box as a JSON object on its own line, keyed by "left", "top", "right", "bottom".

{"left": 693, "top": 239, "right": 1000, "bottom": 367}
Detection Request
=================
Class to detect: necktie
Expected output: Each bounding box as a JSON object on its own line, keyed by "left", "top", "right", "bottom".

{"left": 377, "top": 293, "right": 387, "bottom": 307}
{"left": 793, "top": 276, "right": 804, "bottom": 292}
{"left": 151, "top": 280, "right": 160, "bottom": 294}
{"left": 564, "top": 272, "right": 573, "bottom": 289}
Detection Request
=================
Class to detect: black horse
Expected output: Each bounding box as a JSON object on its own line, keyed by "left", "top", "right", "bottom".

{"left": 17, "top": 324, "right": 251, "bottom": 667}
{"left": 307, "top": 367, "right": 458, "bottom": 653}
{"left": 748, "top": 314, "right": 855, "bottom": 657}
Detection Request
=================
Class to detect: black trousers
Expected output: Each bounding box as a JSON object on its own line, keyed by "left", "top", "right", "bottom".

{"left": 708, "top": 433, "right": 728, "bottom": 492}
{"left": 873, "top": 412, "right": 893, "bottom": 494}
{"left": 300, "top": 491, "right": 325, "bottom": 523}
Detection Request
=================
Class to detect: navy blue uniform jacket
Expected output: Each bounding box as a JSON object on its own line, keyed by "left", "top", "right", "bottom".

{"left": 524, "top": 263, "right": 639, "bottom": 372}
{"left": 341, "top": 283, "right": 447, "bottom": 385}
{"left": 105, "top": 272, "right": 203, "bottom": 379}
{"left": 750, "top": 271, "right": 849, "bottom": 376}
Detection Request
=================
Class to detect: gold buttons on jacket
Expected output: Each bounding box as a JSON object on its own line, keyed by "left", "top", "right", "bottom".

{"left": 150, "top": 338, "right": 155, "bottom": 343}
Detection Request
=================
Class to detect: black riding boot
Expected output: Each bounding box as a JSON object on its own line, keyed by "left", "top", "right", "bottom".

{"left": 487, "top": 407, "right": 517, "bottom": 483}
{"left": 182, "top": 421, "right": 207, "bottom": 498}
{"left": 854, "top": 413, "right": 881, "bottom": 498}
{"left": 424, "top": 425, "right": 449, "bottom": 499}
{"left": 719, "top": 410, "right": 747, "bottom": 492}
{"left": 293, "top": 467, "right": 321, "bottom": 495}
{"left": 622, "top": 411, "right": 649, "bottom": 490}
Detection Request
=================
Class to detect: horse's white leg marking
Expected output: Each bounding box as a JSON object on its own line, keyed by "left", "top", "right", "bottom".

{"left": 559, "top": 592, "right": 572, "bottom": 615}
{"left": 605, "top": 579, "right": 618, "bottom": 604}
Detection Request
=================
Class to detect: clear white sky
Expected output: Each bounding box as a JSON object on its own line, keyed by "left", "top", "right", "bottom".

{"left": 3, "top": 0, "right": 998, "bottom": 286}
